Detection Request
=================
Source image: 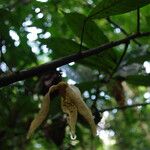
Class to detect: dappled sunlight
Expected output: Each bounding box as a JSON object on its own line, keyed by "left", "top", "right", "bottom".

{"left": 144, "top": 61, "right": 150, "bottom": 73}
{"left": 1, "top": 0, "right": 150, "bottom": 149}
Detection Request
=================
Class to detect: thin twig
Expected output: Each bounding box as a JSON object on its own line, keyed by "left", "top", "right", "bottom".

{"left": 107, "top": 18, "right": 128, "bottom": 35}
{"left": 99, "top": 102, "right": 150, "bottom": 113}
{"left": 79, "top": 19, "right": 87, "bottom": 52}
{"left": 109, "top": 41, "right": 129, "bottom": 79}
{"left": 0, "top": 32, "right": 150, "bottom": 88}
{"left": 0, "top": 49, "right": 2, "bottom": 63}
{"left": 107, "top": 18, "right": 141, "bottom": 46}
{"left": 137, "top": 8, "right": 140, "bottom": 33}
{"left": 0, "top": 35, "right": 3, "bottom": 63}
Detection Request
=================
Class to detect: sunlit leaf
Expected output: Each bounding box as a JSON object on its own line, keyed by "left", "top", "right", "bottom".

{"left": 65, "top": 12, "right": 108, "bottom": 48}
{"left": 89, "top": 0, "right": 150, "bottom": 19}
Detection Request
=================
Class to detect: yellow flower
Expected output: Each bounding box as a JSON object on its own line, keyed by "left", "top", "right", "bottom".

{"left": 27, "top": 81, "right": 96, "bottom": 139}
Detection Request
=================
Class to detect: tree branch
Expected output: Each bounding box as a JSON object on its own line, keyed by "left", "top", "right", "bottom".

{"left": 107, "top": 17, "right": 141, "bottom": 46}
{"left": 99, "top": 102, "right": 150, "bottom": 113}
{"left": 0, "top": 32, "right": 150, "bottom": 88}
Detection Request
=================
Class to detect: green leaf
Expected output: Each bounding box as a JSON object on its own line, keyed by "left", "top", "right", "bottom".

{"left": 125, "top": 50, "right": 150, "bottom": 65}
{"left": 48, "top": 37, "right": 84, "bottom": 57}
{"left": 64, "top": 12, "right": 117, "bottom": 72}
{"left": 89, "top": 0, "right": 150, "bottom": 19}
{"left": 45, "top": 38, "right": 104, "bottom": 69}
{"left": 65, "top": 12, "right": 108, "bottom": 48}
{"left": 44, "top": 37, "right": 96, "bottom": 69}
{"left": 46, "top": 37, "right": 116, "bottom": 72}
{"left": 126, "top": 75, "right": 150, "bottom": 86}
{"left": 77, "top": 80, "right": 102, "bottom": 92}
{"left": 146, "top": 15, "right": 150, "bottom": 26}
{"left": 127, "top": 55, "right": 150, "bottom": 65}
{"left": 0, "top": 0, "right": 6, "bottom": 6}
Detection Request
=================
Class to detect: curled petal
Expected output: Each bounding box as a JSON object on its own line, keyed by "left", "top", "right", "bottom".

{"left": 27, "top": 86, "right": 57, "bottom": 139}
{"left": 27, "top": 81, "right": 97, "bottom": 139}
{"left": 61, "top": 97, "right": 77, "bottom": 136}
{"left": 66, "top": 85, "right": 97, "bottom": 136}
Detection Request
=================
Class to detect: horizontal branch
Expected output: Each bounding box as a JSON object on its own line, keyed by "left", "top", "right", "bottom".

{"left": 107, "top": 18, "right": 141, "bottom": 46}
{"left": 100, "top": 102, "right": 150, "bottom": 113}
{"left": 0, "top": 32, "right": 150, "bottom": 88}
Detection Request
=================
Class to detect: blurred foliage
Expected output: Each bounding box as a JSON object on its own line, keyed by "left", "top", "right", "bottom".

{"left": 0, "top": 0, "right": 150, "bottom": 149}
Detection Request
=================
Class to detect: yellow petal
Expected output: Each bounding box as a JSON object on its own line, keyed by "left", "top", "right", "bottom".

{"left": 27, "top": 81, "right": 97, "bottom": 139}
{"left": 27, "top": 86, "right": 55, "bottom": 139}
{"left": 61, "top": 97, "right": 77, "bottom": 136}
{"left": 66, "top": 85, "right": 97, "bottom": 136}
